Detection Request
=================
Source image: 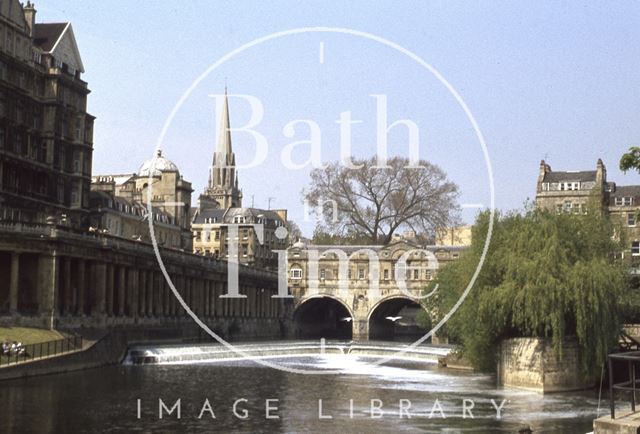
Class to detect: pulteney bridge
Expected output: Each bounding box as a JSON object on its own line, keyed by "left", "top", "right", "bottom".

{"left": 287, "top": 240, "right": 464, "bottom": 341}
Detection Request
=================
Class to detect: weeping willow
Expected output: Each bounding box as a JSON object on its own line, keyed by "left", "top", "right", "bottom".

{"left": 429, "top": 206, "right": 626, "bottom": 375}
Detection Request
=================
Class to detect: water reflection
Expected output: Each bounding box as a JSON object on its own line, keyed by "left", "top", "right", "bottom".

{"left": 0, "top": 354, "right": 601, "bottom": 433}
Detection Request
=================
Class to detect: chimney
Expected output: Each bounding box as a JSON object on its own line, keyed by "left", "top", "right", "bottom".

{"left": 24, "top": 2, "right": 36, "bottom": 38}
{"left": 596, "top": 158, "right": 607, "bottom": 186}
{"left": 273, "top": 209, "right": 288, "bottom": 222}
{"left": 537, "top": 160, "right": 550, "bottom": 192}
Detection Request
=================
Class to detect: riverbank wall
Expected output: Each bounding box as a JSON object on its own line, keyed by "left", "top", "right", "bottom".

{"left": 0, "top": 317, "right": 289, "bottom": 381}
{"left": 497, "top": 337, "right": 594, "bottom": 393}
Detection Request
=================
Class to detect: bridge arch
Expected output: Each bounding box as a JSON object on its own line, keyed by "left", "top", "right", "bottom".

{"left": 293, "top": 295, "right": 354, "bottom": 340}
{"left": 367, "top": 295, "right": 430, "bottom": 341}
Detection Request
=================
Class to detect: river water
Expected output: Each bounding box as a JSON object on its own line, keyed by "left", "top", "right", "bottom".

{"left": 0, "top": 348, "right": 602, "bottom": 433}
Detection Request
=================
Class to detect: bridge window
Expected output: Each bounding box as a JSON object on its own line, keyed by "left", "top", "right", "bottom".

{"left": 290, "top": 268, "right": 303, "bottom": 279}
{"left": 358, "top": 268, "right": 365, "bottom": 279}
{"left": 413, "top": 269, "right": 419, "bottom": 280}
{"left": 383, "top": 269, "right": 389, "bottom": 280}
{"left": 320, "top": 269, "right": 326, "bottom": 280}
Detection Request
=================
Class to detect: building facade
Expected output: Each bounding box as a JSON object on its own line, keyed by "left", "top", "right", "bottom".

{"left": 0, "top": 4, "right": 286, "bottom": 334}
{"left": 286, "top": 239, "right": 465, "bottom": 339}
{"left": 535, "top": 158, "right": 640, "bottom": 261}
{"left": 0, "top": 1, "right": 94, "bottom": 228}
{"left": 91, "top": 150, "right": 193, "bottom": 250}
{"left": 192, "top": 89, "right": 288, "bottom": 269}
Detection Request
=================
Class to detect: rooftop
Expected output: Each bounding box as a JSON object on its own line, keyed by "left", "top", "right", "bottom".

{"left": 33, "top": 22, "right": 67, "bottom": 52}
{"left": 543, "top": 170, "right": 598, "bottom": 183}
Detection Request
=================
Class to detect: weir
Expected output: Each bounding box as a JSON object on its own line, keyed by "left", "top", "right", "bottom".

{"left": 123, "top": 340, "right": 452, "bottom": 365}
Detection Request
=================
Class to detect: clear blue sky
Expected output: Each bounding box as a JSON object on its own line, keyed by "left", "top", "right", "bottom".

{"left": 37, "top": 1, "right": 640, "bottom": 236}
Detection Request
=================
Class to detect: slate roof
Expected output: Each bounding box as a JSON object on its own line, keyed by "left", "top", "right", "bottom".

{"left": 543, "top": 170, "right": 598, "bottom": 183}
{"left": 192, "top": 207, "right": 285, "bottom": 224}
{"left": 609, "top": 185, "right": 640, "bottom": 207}
{"left": 33, "top": 23, "right": 67, "bottom": 52}
{"left": 89, "top": 190, "right": 174, "bottom": 223}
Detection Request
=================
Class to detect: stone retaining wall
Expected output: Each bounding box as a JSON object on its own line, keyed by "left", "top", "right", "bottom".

{"left": 497, "top": 337, "right": 594, "bottom": 393}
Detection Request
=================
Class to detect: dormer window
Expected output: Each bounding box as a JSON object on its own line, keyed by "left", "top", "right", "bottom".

{"left": 560, "top": 182, "right": 580, "bottom": 191}
{"left": 615, "top": 197, "right": 633, "bottom": 206}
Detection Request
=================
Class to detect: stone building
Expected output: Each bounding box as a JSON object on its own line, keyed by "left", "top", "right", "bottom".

{"left": 536, "top": 158, "right": 607, "bottom": 214}
{"left": 91, "top": 150, "right": 193, "bottom": 250}
{"left": 535, "top": 158, "right": 640, "bottom": 262}
{"left": 0, "top": 219, "right": 285, "bottom": 333}
{"left": 192, "top": 89, "right": 288, "bottom": 269}
{"left": 435, "top": 225, "right": 473, "bottom": 247}
{"left": 287, "top": 239, "right": 465, "bottom": 339}
{"left": 0, "top": 1, "right": 94, "bottom": 228}
{"left": 0, "top": 5, "right": 285, "bottom": 335}
{"left": 88, "top": 190, "right": 183, "bottom": 250}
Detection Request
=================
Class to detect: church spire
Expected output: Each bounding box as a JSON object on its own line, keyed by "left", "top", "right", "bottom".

{"left": 215, "top": 87, "right": 232, "bottom": 157}
{"left": 203, "top": 86, "right": 242, "bottom": 209}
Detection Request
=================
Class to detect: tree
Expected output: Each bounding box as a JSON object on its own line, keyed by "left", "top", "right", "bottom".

{"left": 620, "top": 146, "right": 640, "bottom": 173}
{"left": 311, "top": 228, "right": 373, "bottom": 246}
{"left": 285, "top": 220, "right": 302, "bottom": 245}
{"left": 428, "top": 207, "right": 625, "bottom": 375}
{"left": 303, "top": 156, "right": 460, "bottom": 245}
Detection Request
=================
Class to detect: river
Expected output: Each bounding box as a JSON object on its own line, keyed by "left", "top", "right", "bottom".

{"left": 0, "top": 344, "right": 602, "bottom": 433}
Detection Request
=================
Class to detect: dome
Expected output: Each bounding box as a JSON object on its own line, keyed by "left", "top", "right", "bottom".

{"left": 138, "top": 150, "right": 179, "bottom": 177}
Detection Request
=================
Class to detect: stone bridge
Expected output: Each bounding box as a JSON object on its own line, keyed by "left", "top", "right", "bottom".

{"left": 287, "top": 240, "right": 463, "bottom": 341}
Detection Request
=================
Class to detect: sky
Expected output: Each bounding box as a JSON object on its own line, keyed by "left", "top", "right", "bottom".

{"left": 36, "top": 1, "right": 640, "bottom": 236}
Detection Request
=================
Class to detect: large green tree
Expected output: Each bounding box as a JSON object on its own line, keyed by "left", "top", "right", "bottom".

{"left": 620, "top": 146, "right": 640, "bottom": 173}
{"left": 427, "top": 207, "right": 625, "bottom": 375}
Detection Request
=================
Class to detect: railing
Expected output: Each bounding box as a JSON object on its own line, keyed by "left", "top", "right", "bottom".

{"left": 0, "top": 335, "right": 83, "bottom": 367}
{"left": 620, "top": 331, "right": 640, "bottom": 352}
{"left": 609, "top": 350, "right": 640, "bottom": 419}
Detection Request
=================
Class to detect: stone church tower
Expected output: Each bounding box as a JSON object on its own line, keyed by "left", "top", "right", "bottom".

{"left": 199, "top": 89, "right": 243, "bottom": 210}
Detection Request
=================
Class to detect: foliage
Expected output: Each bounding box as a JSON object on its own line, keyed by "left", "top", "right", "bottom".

{"left": 427, "top": 208, "right": 626, "bottom": 375}
{"left": 620, "top": 146, "right": 640, "bottom": 173}
{"left": 311, "top": 228, "right": 377, "bottom": 245}
{"left": 285, "top": 220, "right": 302, "bottom": 245}
{"left": 304, "top": 156, "right": 459, "bottom": 245}
{"left": 416, "top": 308, "right": 432, "bottom": 330}
{"left": 619, "top": 277, "right": 640, "bottom": 323}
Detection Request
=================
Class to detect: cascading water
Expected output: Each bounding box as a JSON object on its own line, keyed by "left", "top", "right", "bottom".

{"left": 123, "top": 340, "right": 452, "bottom": 366}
